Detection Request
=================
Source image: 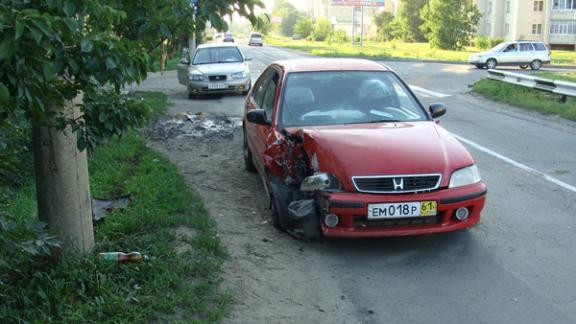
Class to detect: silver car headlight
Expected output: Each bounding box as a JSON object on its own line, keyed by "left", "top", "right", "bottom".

{"left": 231, "top": 71, "right": 247, "bottom": 80}
{"left": 300, "top": 173, "right": 341, "bottom": 192}
{"left": 189, "top": 74, "right": 204, "bottom": 81}
{"left": 449, "top": 164, "right": 481, "bottom": 188}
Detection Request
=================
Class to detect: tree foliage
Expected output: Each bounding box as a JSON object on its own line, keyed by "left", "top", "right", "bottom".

{"left": 273, "top": 0, "right": 305, "bottom": 37}
{"left": 294, "top": 16, "right": 313, "bottom": 39}
{"left": 313, "top": 17, "right": 333, "bottom": 41}
{"left": 394, "top": 0, "right": 429, "bottom": 42}
{"left": 420, "top": 0, "right": 481, "bottom": 50}
{"left": 253, "top": 13, "right": 272, "bottom": 35}
{"left": 373, "top": 11, "right": 396, "bottom": 42}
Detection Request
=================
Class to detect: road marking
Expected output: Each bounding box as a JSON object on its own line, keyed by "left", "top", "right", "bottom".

{"left": 409, "top": 85, "right": 452, "bottom": 98}
{"left": 453, "top": 134, "right": 576, "bottom": 194}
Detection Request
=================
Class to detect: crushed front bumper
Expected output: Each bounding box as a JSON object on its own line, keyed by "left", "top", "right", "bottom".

{"left": 317, "top": 181, "right": 487, "bottom": 238}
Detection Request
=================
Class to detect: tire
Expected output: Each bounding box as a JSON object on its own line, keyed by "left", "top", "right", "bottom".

{"left": 520, "top": 64, "right": 529, "bottom": 69}
{"left": 530, "top": 60, "right": 542, "bottom": 70}
{"left": 475, "top": 64, "right": 485, "bottom": 69}
{"left": 188, "top": 92, "right": 196, "bottom": 100}
{"left": 243, "top": 130, "right": 256, "bottom": 173}
{"left": 485, "top": 58, "right": 497, "bottom": 70}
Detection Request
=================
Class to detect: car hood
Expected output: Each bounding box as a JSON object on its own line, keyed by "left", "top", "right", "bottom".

{"left": 191, "top": 62, "right": 246, "bottom": 75}
{"left": 286, "top": 122, "right": 475, "bottom": 190}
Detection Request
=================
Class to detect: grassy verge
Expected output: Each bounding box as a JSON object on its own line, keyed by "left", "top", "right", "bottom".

{"left": 472, "top": 79, "right": 576, "bottom": 121}
{"left": 537, "top": 71, "right": 576, "bottom": 83}
{"left": 266, "top": 36, "right": 576, "bottom": 66}
{"left": 1, "top": 92, "right": 230, "bottom": 322}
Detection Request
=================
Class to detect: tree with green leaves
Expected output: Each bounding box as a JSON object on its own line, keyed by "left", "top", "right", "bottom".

{"left": 0, "top": 0, "right": 262, "bottom": 255}
{"left": 294, "top": 16, "right": 313, "bottom": 39}
{"left": 254, "top": 14, "right": 272, "bottom": 35}
{"left": 313, "top": 17, "right": 333, "bottom": 41}
{"left": 394, "top": 0, "right": 429, "bottom": 42}
{"left": 273, "top": 0, "right": 305, "bottom": 37}
{"left": 373, "top": 11, "right": 396, "bottom": 42}
{"left": 420, "top": 0, "right": 481, "bottom": 50}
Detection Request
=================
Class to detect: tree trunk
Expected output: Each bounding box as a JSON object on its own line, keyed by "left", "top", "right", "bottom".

{"left": 32, "top": 94, "right": 94, "bottom": 256}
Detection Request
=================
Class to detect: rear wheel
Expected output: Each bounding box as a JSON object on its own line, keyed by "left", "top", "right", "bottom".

{"left": 485, "top": 58, "right": 497, "bottom": 69}
{"left": 243, "top": 130, "right": 256, "bottom": 173}
{"left": 520, "top": 64, "right": 529, "bottom": 69}
{"left": 530, "top": 60, "right": 542, "bottom": 70}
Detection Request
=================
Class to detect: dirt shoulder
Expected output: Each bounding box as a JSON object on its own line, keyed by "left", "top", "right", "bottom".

{"left": 141, "top": 73, "right": 363, "bottom": 323}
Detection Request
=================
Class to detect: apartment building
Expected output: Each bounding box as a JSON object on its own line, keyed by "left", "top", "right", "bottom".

{"left": 307, "top": 0, "right": 398, "bottom": 37}
{"left": 475, "top": 0, "right": 576, "bottom": 50}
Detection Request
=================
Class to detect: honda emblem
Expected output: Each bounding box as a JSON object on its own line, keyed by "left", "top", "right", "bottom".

{"left": 393, "top": 178, "right": 404, "bottom": 190}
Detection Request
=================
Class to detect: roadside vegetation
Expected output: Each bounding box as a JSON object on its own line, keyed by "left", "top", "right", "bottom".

{"left": 537, "top": 71, "right": 576, "bottom": 83}
{"left": 268, "top": 0, "right": 576, "bottom": 66}
{"left": 472, "top": 80, "right": 576, "bottom": 121}
{"left": 0, "top": 92, "right": 230, "bottom": 322}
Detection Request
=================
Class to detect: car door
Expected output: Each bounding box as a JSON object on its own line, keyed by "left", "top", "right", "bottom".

{"left": 519, "top": 43, "right": 535, "bottom": 63}
{"left": 499, "top": 43, "right": 518, "bottom": 64}
{"left": 245, "top": 67, "right": 281, "bottom": 173}
{"left": 176, "top": 49, "right": 191, "bottom": 85}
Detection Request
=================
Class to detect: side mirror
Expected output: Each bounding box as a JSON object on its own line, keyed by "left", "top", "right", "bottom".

{"left": 180, "top": 57, "right": 190, "bottom": 65}
{"left": 429, "top": 103, "right": 446, "bottom": 119}
{"left": 245, "top": 56, "right": 253, "bottom": 61}
{"left": 247, "top": 109, "right": 270, "bottom": 126}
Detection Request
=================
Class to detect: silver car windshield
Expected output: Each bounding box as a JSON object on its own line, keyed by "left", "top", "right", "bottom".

{"left": 193, "top": 47, "right": 243, "bottom": 64}
{"left": 280, "top": 71, "right": 428, "bottom": 127}
{"left": 491, "top": 43, "right": 508, "bottom": 52}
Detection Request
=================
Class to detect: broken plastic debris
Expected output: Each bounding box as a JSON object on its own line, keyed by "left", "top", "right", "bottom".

{"left": 98, "top": 252, "right": 146, "bottom": 263}
{"left": 92, "top": 195, "right": 131, "bottom": 222}
{"left": 146, "top": 114, "right": 242, "bottom": 140}
{"left": 288, "top": 199, "right": 316, "bottom": 220}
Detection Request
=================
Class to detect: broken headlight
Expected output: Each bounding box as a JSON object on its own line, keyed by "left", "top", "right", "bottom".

{"left": 300, "top": 173, "right": 341, "bottom": 192}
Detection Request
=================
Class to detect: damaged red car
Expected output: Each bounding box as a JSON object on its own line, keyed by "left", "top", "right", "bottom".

{"left": 243, "top": 59, "right": 487, "bottom": 240}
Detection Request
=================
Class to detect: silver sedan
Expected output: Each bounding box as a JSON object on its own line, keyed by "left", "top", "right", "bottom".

{"left": 177, "top": 43, "right": 252, "bottom": 99}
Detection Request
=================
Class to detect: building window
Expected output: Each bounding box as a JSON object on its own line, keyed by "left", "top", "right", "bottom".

{"left": 532, "top": 24, "right": 543, "bottom": 34}
{"left": 550, "top": 20, "right": 576, "bottom": 35}
{"left": 534, "top": 1, "right": 544, "bottom": 11}
{"left": 506, "top": 1, "right": 511, "bottom": 13}
{"left": 505, "top": 23, "right": 510, "bottom": 35}
{"left": 552, "top": 0, "right": 576, "bottom": 10}
{"left": 487, "top": 2, "right": 492, "bottom": 14}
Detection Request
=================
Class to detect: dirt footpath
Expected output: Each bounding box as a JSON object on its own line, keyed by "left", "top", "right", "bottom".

{"left": 142, "top": 80, "right": 364, "bottom": 323}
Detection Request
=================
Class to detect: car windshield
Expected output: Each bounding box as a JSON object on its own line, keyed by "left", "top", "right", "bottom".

{"left": 193, "top": 47, "right": 242, "bottom": 64}
{"left": 251, "top": 33, "right": 262, "bottom": 38}
{"left": 280, "top": 71, "right": 428, "bottom": 127}
{"left": 491, "top": 43, "right": 509, "bottom": 52}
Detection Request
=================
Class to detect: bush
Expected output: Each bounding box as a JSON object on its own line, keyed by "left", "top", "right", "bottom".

{"left": 490, "top": 37, "right": 505, "bottom": 48}
{"left": 328, "top": 29, "right": 349, "bottom": 44}
{"left": 0, "top": 113, "right": 33, "bottom": 187}
{"left": 312, "top": 17, "right": 333, "bottom": 41}
{"left": 474, "top": 35, "right": 490, "bottom": 49}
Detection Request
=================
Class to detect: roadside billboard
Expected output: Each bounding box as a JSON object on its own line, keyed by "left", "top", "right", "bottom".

{"left": 331, "top": 0, "right": 385, "bottom": 6}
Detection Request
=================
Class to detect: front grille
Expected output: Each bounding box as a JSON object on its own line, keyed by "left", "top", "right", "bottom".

{"left": 209, "top": 75, "right": 227, "bottom": 81}
{"left": 352, "top": 174, "right": 441, "bottom": 194}
{"left": 353, "top": 214, "right": 442, "bottom": 228}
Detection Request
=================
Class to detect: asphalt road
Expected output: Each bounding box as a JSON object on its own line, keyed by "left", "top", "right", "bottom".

{"left": 142, "top": 44, "right": 576, "bottom": 323}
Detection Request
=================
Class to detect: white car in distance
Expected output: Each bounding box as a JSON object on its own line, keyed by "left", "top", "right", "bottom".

{"left": 468, "top": 41, "right": 551, "bottom": 70}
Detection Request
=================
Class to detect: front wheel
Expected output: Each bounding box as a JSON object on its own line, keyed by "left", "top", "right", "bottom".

{"left": 188, "top": 92, "right": 197, "bottom": 100}
{"left": 485, "top": 58, "right": 497, "bottom": 69}
{"left": 520, "top": 64, "right": 529, "bottom": 69}
{"left": 530, "top": 60, "right": 542, "bottom": 70}
{"left": 475, "top": 64, "right": 485, "bottom": 69}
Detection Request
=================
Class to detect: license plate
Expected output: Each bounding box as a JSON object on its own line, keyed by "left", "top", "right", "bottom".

{"left": 367, "top": 201, "right": 437, "bottom": 219}
{"left": 208, "top": 83, "right": 227, "bottom": 89}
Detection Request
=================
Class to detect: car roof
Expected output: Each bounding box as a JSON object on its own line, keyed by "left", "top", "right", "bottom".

{"left": 196, "top": 43, "right": 239, "bottom": 49}
{"left": 274, "top": 58, "right": 391, "bottom": 73}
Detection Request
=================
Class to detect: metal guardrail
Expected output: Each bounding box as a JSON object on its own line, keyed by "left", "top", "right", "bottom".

{"left": 487, "top": 69, "right": 576, "bottom": 103}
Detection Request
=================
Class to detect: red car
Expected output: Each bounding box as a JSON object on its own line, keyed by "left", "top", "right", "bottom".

{"left": 243, "top": 59, "right": 486, "bottom": 240}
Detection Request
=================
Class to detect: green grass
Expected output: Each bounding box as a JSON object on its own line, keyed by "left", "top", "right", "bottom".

{"left": 267, "top": 36, "right": 576, "bottom": 66}
{"left": 472, "top": 79, "right": 576, "bottom": 121}
{"left": 1, "top": 92, "right": 230, "bottom": 322}
{"left": 537, "top": 71, "right": 576, "bottom": 83}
